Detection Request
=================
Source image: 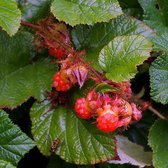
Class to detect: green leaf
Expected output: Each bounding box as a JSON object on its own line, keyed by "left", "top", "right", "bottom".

{"left": 71, "top": 15, "right": 154, "bottom": 50}
{"left": 30, "top": 101, "right": 116, "bottom": 164}
{"left": 0, "top": 110, "right": 35, "bottom": 166}
{"left": 0, "top": 0, "right": 21, "bottom": 36}
{"left": 108, "top": 135, "right": 152, "bottom": 167}
{"left": 0, "top": 31, "right": 56, "bottom": 108}
{"left": 17, "top": 0, "right": 51, "bottom": 22}
{"left": 138, "top": 0, "right": 168, "bottom": 33}
{"left": 150, "top": 54, "right": 168, "bottom": 104}
{"left": 148, "top": 119, "right": 168, "bottom": 168}
{"left": 138, "top": 0, "right": 168, "bottom": 52}
{"left": 99, "top": 35, "right": 152, "bottom": 82}
{"left": 51, "top": 0, "right": 123, "bottom": 26}
{"left": 0, "top": 160, "right": 16, "bottom": 168}
{"left": 95, "top": 83, "right": 119, "bottom": 93}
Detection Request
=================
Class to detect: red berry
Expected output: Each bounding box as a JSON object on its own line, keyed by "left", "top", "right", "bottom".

{"left": 75, "top": 98, "right": 92, "bottom": 119}
{"left": 49, "top": 47, "right": 66, "bottom": 58}
{"left": 96, "top": 105, "right": 119, "bottom": 132}
{"left": 53, "top": 72, "right": 71, "bottom": 91}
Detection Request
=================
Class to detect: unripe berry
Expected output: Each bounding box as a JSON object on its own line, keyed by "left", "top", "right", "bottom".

{"left": 131, "top": 103, "right": 142, "bottom": 121}
{"left": 96, "top": 105, "right": 119, "bottom": 132}
{"left": 53, "top": 72, "right": 71, "bottom": 91}
{"left": 75, "top": 98, "right": 92, "bottom": 119}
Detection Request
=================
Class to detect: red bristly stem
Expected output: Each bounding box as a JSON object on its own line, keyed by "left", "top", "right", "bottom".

{"left": 21, "top": 21, "right": 119, "bottom": 86}
{"left": 21, "top": 20, "right": 41, "bottom": 30}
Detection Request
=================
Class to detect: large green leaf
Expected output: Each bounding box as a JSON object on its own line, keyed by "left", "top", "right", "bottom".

{"left": 51, "top": 0, "right": 123, "bottom": 26}
{"left": 99, "top": 35, "right": 152, "bottom": 82}
{"left": 148, "top": 120, "right": 168, "bottom": 168}
{"left": 17, "top": 0, "right": 51, "bottom": 22}
{"left": 150, "top": 54, "right": 168, "bottom": 104}
{"left": 108, "top": 135, "right": 152, "bottom": 167}
{"left": 0, "top": 0, "right": 21, "bottom": 36}
{"left": 30, "top": 101, "right": 116, "bottom": 164}
{"left": 0, "top": 31, "right": 56, "bottom": 108}
{"left": 138, "top": 0, "right": 168, "bottom": 32}
{"left": 71, "top": 15, "right": 154, "bottom": 50}
{"left": 0, "top": 160, "right": 16, "bottom": 168}
{"left": 0, "top": 110, "right": 35, "bottom": 166}
{"left": 138, "top": 0, "right": 168, "bottom": 52}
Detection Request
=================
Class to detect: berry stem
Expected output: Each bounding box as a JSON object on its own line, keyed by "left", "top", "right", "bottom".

{"left": 132, "top": 95, "right": 167, "bottom": 120}
{"left": 21, "top": 20, "right": 41, "bottom": 30}
{"left": 148, "top": 106, "right": 167, "bottom": 120}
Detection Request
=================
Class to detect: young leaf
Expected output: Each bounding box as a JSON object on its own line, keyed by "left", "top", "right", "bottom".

{"left": 95, "top": 83, "right": 119, "bottom": 93}
{"left": 71, "top": 15, "right": 154, "bottom": 50}
{"left": 0, "top": 110, "right": 35, "bottom": 166}
{"left": 148, "top": 120, "right": 168, "bottom": 168}
{"left": 99, "top": 35, "right": 152, "bottom": 82}
{"left": 150, "top": 54, "right": 168, "bottom": 104}
{"left": 0, "top": 0, "right": 21, "bottom": 36}
{"left": 0, "top": 31, "right": 56, "bottom": 108}
{"left": 30, "top": 101, "right": 116, "bottom": 164}
{"left": 0, "top": 160, "right": 16, "bottom": 168}
{"left": 108, "top": 135, "right": 152, "bottom": 167}
{"left": 51, "top": 0, "right": 123, "bottom": 26}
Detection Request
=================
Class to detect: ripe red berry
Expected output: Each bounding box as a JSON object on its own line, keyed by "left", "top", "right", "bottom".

{"left": 53, "top": 72, "right": 71, "bottom": 91}
{"left": 75, "top": 98, "right": 92, "bottom": 119}
{"left": 96, "top": 105, "right": 119, "bottom": 132}
{"left": 49, "top": 47, "right": 66, "bottom": 58}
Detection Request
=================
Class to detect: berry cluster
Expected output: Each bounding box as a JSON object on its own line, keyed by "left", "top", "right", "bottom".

{"left": 23, "top": 17, "right": 145, "bottom": 133}
{"left": 51, "top": 53, "right": 89, "bottom": 92}
{"left": 74, "top": 85, "right": 142, "bottom": 133}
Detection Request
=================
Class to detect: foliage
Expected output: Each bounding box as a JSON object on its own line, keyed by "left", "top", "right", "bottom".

{"left": 0, "top": 0, "right": 168, "bottom": 168}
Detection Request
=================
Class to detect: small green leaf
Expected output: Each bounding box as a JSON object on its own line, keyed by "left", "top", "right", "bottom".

{"left": 0, "top": 110, "right": 35, "bottom": 166}
{"left": 51, "top": 0, "right": 123, "bottom": 26}
{"left": 0, "top": 0, "right": 21, "bottom": 36}
{"left": 0, "top": 160, "right": 16, "bottom": 168}
{"left": 99, "top": 35, "right": 152, "bottom": 82}
{"left": 30, "top": 101, "right": 116, "bottom": 164}
{"left": 150, "top": 54, "right": 168, "bottom": 104}
{"left": 0, "top": 31, "right": 56, "bottom": 108}
{"left": 148, "top": 120, "right": 168, "bottom": 168}
{"left": 95, "top": 83, "right": 119, "bottom": 93}
{"left": 108, "top": 135, "right": 152, "bottom": 167}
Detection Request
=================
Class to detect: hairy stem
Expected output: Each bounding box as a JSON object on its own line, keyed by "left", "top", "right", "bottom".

{"left": 148, "top": 106, "right": 167, "bottom": 120}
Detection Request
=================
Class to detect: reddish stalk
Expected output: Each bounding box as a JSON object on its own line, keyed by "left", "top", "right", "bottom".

{"left": 21, "top": 20, "right": 41, "bottom": 30}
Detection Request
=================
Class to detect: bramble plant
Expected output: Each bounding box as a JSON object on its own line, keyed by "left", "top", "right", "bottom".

{"left": 0, "top": 0, "right": 168, "bottom": 168}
